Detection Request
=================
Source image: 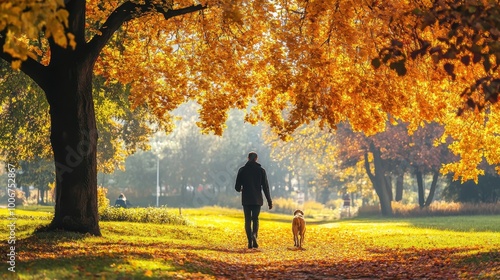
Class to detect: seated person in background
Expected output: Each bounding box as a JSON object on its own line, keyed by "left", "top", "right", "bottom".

{"left": 115, "top": 193, "right": 131, "bottom": 208}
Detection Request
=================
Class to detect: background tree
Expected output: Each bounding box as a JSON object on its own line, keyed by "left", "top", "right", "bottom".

{"left": 264, "top": 123, "right": 348, "bottom": 203}
{"left": 336, "top": 121, "right": 453, "bottom": 215}
{"left": 105, "top": 149, "right": 158, "bottom": 205}
{"left": 406, "top": 123, "right": 454, "bottom": 208}
{"left": 443, "top": 173, "right": 500, "bottom": 203}
{"left": 105, "top": 105, "right": 288, "bottom": 207}
{"left": 0, "top": 60, "right": 52, "bottom": 163}
{"left": 18, "top": 158, "right": 55, "bottom": 204}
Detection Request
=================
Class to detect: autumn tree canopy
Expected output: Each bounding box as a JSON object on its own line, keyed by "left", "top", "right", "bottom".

{"left": 2, "top": 0, "right": 500, "bottom": 232}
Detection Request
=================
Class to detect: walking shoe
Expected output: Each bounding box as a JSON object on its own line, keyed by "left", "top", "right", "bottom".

{"left": 252, "top": 233, "right": 258, "bottom": 248}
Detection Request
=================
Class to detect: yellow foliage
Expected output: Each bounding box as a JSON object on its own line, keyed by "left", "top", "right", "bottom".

{"left": 3, "top": 0, "right": 500, "bottom": 179}
{"left": 0, "top": 0, "right": 70, "bottom": 62}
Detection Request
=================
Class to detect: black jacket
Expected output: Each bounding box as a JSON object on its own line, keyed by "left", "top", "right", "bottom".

{"left": 115, "top": 198, "right": 131, "bottom": 208}
{"left": 235, "top": 161, "right": 272, "bottom": 206}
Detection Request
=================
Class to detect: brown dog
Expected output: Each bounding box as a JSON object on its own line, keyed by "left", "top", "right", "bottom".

{"left": 292, "top": 209, "right": 306, "bottom": 248}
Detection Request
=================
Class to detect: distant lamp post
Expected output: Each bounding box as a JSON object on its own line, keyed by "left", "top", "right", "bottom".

{"left": 152, "top": 136, "right": 166, "bottom": 207}
{"left": 156, "top": 156, "right": 160, "bottom": 207}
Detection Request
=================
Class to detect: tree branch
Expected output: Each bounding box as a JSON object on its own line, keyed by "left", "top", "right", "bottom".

{"left": 0, "top": 31, "right": 48, "bottom": 90}
{"left": 86, "top": 1, "right": 206, "bottom": 63}
{"left": 364, "top": 152, "right": 375, "bottom": 183}
{"left": 424, "top": 170, "right": 439, "bottom": 207}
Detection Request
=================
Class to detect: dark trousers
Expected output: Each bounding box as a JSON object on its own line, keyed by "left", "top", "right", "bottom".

{"left": 243, "top": 205, "right": 261, "bottom": 243}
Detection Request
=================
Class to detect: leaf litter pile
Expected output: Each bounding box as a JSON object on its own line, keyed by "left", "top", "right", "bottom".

{"left": 2, "top": 209, "right": 499, "bottom": 279}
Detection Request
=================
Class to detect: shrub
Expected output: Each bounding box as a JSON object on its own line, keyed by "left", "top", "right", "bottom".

{"left": 325, "top": 199, "right": 340, "bottom": 210}
{"left": 304, "top": 200, "right": 340, "bottom": 220}
{"left": 97, "top": 187, "right": 110, "bottom": 217}
{"left": 272, "top": 198, "right": 339, "bottom": 220}
{"left": 303, "top": 200, "right": 324, "bottom": 211}
{"left": 273, "top": 197, "right": 298, "bottom": 214}
{"left": 100, "top": 207, "right": 188, "bottom": 225}
{"left": 357, "top": 201, "right": 500, "bottom": 217}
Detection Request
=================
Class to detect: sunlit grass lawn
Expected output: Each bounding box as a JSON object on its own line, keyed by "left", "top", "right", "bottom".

{"left": 1, "top": 206, "right": 499, "bottom": 279}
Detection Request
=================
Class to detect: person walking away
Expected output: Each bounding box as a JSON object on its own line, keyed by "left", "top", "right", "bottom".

{"left": 235, "top": 152, "right": 273, "bottom": 249}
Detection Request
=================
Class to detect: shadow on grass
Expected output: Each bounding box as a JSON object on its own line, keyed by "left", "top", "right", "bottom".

{"left": 0, "top": 232, "right": 212, "bottom": 280}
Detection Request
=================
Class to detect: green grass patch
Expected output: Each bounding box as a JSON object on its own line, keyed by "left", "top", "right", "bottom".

{"left": 0, "top": 208, "right": 53, "bottom": 217}
{"left": 349, "top": 215, "right": 500, "bottom": 232}
{"left": 16, "top": 205, "right": 55, "bottom": 213}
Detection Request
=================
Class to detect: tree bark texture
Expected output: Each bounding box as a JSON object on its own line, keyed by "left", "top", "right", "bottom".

{"left": 395, "top": 173, "right": 404, "bottom": 202}
{"left": 416, "top": 170, "right": 425, "bottom": 209}
{"left": 364, "top": 143, "right": 393, "bottom": 216}
{"left": 43, "top": 59, "right": 101, "bottom": 235}
{"left": 385, "top": 175, "right": 394, "bottom": 201}
{"left": 424, "top": 170, "right": 439, "bottom": 207}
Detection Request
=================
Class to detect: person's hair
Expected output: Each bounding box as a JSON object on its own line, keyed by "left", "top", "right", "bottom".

{"left": 248, "top": 152, "right": 258, "bottom": 162}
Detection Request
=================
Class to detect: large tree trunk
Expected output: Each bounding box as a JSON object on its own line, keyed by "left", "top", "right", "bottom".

{"left": 416, "top": 170, "right": 425, "bottom": 209}
{"left": 43, "top": 58, "right": 101, "bottom": 235}
{"left": 364, "top": 143, "right": 393, "bottom": 216}
{"left": 424, "top": 170, "right": 439, "bottom": 207}
{"left": 31, "top": 0, "right": 104, "bottom": 235}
